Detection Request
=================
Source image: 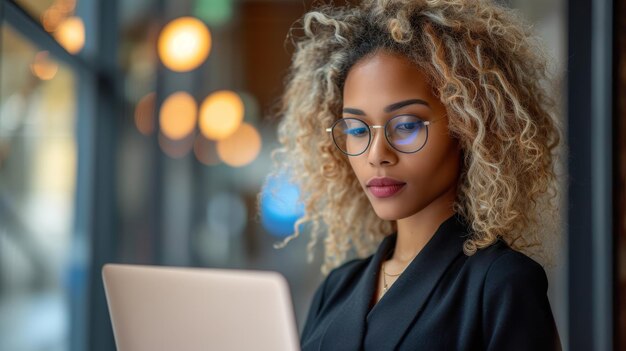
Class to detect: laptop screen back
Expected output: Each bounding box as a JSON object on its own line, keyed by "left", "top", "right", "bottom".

{"left": 102, "top": 264, "right": 300, "bottom": 351}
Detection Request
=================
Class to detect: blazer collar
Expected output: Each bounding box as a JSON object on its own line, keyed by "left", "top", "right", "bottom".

{"left": 319, "top": 212, "right": 471, "bottom": 351}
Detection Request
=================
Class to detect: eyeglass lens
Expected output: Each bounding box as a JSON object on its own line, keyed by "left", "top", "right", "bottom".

{"left": 331, "top": 116, "right": 427, "bottom": 155}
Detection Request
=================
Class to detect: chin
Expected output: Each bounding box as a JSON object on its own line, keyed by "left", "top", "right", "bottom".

{"left": 371, "top": 204, "right": 409, "bottom": 221}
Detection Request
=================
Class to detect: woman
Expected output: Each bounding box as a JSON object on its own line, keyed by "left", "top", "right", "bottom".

{"left": 262, "top": 0, "right": 563, "bottom": 349}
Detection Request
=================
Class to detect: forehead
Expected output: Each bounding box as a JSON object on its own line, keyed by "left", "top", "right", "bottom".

{"left": 342, "top": 51, "right": 434, "bottom": 108}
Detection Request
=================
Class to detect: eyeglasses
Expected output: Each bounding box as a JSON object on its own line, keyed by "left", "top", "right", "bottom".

{"left": 325, "top": 114, "right": 447, "bottom": 156}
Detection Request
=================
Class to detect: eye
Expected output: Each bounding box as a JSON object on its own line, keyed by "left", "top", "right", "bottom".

{"left": 345, "top": 127, "right": 368, "bottom": 137}
{"left": 394, "top": 121, "right": 422, "bottom": 133}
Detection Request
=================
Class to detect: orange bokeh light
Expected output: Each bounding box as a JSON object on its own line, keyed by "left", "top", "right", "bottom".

{"left": 193, "top": 134, "right": 221, "bottom": 166}
{"left": 42, "top": 0, "right": 77, "bottom": 32}
{"left": 42, "top": 7, "right": 64, "bottom": 32}
{"left": 199, "top": 90, "right": 244, "bottom": 141}
{"left": 135, "top": 92, "right": 156, "bottom": 135}
{"left": 159, "top": 92, "right": 197, "bottom": 140}
{"left": 216, "top": 122, "right": 262, "bottom": 167}
{"left": 158, "top": 131, "right": 195, "bottom": 159}
{"left": 54, "top": 16, "right": 85, "bottom": 54}
{"left": 30, "top": 51, "right": 59, "bottom": 80}
{"left": 158, "top": 17, "right": 211, "bottom": 72}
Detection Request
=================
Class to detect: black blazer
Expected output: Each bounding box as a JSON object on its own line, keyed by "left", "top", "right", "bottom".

{"left": 300, "top": 213, "right": 562, "bottom": 351}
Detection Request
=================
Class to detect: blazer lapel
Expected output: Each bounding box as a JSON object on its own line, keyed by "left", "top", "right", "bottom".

{"left": 318, "top": 229, "right": 396, "bottom": 351}
{"left": 318, "top": 213, "right": 471, "bottom": 351}
{"left": 363, "top": 213, "right": 470, "bottom": 350}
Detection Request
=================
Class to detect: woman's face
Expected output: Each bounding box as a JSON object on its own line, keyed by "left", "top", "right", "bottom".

{"left": 341, "top": 50, "right": 462, "bottom": 221}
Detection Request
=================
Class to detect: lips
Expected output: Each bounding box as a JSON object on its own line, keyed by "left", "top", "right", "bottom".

{"left": 366, "top": 177, "right": 406, "bottom": 187}
{"left": 366, "top": 177, "right": 407, "bottom": 198}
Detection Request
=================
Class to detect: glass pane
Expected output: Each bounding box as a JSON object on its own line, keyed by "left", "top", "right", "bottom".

{"left": 0, "top": 24, "right": 78, "bottom": 351}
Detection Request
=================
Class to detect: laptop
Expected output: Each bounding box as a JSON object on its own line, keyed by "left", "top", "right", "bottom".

{"left": 102, "top": 263, "right": 301, "bottom": 351}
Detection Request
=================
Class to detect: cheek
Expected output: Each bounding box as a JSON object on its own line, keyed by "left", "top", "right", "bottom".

{"left": 404, "top": 140, "right": 459, "bottom": 186}
{"left": 402, "top": 159, "right": 433, "bottom": 187}
{"left": 347, "top": 157, "right": 365, "bottom": 179}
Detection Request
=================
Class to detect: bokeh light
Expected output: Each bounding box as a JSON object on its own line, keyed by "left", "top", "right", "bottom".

{"left": 193, "top": 134, "right": 220, "bottom": 166}
{"left": 54, "top": 16, "right": 85, "bottom": 54}
{"left": 198, "top": 90, "right": 244, "bottom": 140}
{"left": 260, "top": 173, "right": 305, "bottom": 238}
{"left": 134, "top": 92, "right": 156, "bottom": 135}
{"left": 159, "top": 91, "right": 197, "bottom": 140}
{"left": 42, "top": 8, "right": 64, "bottom": 32}
{"left": 30, "top": 51, "right": 58, "bottom": 80}
{"left": 158, "top": 131, "right": 195, "bottom": 158}
{"left": 193, "top": 0, "right": 233, "bottom": 27}
{"left": 42, "top": 0, "right": 77, "bottom": 32}
{"left": 216, "top": 122, "right": 261, "bottom": 167}
{"left": 158, "top": 16, "right": 211, "bottom": 72}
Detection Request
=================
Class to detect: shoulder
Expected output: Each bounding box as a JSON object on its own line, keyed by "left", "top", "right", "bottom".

{"left": 485, "top": 248, "right": 547, "bottom": 290}
{"left": 473, "top": 240, "right": 561, "bottom": 349}
{"left": 467, "top": 238, "right": 549, "bottom": 303}
{"left": 467, "top": 238, "right": 547, "bottom": 286}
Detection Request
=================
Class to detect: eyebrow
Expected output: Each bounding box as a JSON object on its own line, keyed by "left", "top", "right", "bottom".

{"left": 342, "top": 98, "right": 431, "bottom": 115}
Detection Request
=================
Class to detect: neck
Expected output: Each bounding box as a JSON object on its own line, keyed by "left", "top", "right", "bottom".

{"left": 392, "top": 184, "right": 457, "bottom": 264}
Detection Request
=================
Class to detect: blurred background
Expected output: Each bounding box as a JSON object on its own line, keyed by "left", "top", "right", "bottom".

{"left": 0, "top": 0, "right": 623, "bottom": 350}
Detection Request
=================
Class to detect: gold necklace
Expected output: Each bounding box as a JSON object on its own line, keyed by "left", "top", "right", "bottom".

{"left": 381, "top": 261, "right": 404, "bottom": 295}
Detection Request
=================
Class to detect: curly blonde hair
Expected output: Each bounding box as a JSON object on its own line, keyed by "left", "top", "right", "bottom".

{"left": 258, "top": 0, "right": 564, "bottom": 276}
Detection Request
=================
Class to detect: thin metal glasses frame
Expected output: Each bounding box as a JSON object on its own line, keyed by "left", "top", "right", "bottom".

{"left": 325, "top": 115, "right": 447, "bottom": 156}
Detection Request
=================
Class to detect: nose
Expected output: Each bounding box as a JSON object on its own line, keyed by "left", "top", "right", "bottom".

{"left": 367, "top": 127, "right": 398, "bottom": 166}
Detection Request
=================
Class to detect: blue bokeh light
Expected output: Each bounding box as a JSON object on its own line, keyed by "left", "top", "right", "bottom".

{"left": 260, "top": 174, "right": 305, "bottom": 238}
